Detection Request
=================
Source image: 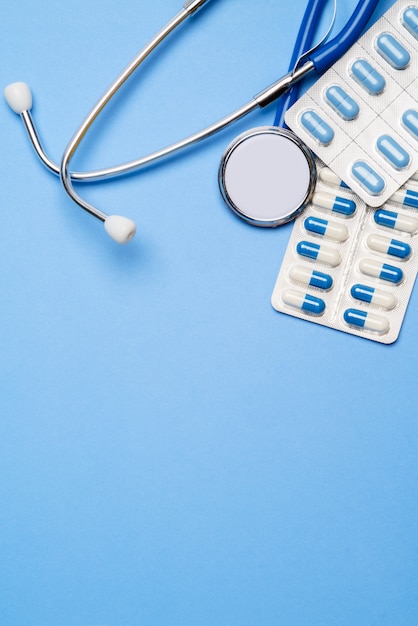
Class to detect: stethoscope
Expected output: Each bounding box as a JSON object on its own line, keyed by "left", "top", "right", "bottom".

{"left": 4, "top": 0, "right": 380, "bottom": 244}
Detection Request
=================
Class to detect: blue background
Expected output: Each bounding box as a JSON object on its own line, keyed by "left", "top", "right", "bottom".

{"left": 1, "top": 1, "right": 417, "bottom": 624}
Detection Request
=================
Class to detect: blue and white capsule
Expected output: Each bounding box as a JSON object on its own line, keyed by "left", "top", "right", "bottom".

{"left": 289, "top": 265, "right": 333, "bottom": 291}
{"left": 282, "top": 289, "right": 326, "bottom": 316}
{"left": 389, "top": 187, "right": 418, "bottom": 209}
{"left": 296, "top": 241, "right": 341, "bottom": 267}
{"left": 350, "top": 284, "right": 397, "bottom": 310}
{"left": 367, "top": 234, "right": 411, "bottom": 260}
{"left": 375, "top": 32, "right": 410, "bottom": 70}
{"left": 359, "top": 258, "right": 404, "bottom": 284}
{"left": 318, "top": 168, "right": 350, "bottom": 189}
{"left": 374, "top": 209, "right": 418, "bottom": 234}
{"left": 344, "top": 308, "right": 390, "bottom": 334}
{"left": 304, "top": 216, "right": 348, "bottom": 242}
{"left": 312, "top": 190, "right": 356, "bottom": 216}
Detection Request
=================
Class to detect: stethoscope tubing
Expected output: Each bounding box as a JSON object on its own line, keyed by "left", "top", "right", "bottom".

{"left": 9, "top": 0, "right": 381, "bottom": 225}
{"left": 274, "top": 0, "right": 328, "bottom": 128}
{"left": 60, "top": 8, "right": 191, "bottom": 221}
{"left": 20, "top": 98, "right": 259, "bottom": 184}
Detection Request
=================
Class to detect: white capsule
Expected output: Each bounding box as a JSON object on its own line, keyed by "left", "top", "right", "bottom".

{"left": 350, "top": 283, "right": 397, "bottom": 310}
{"left": 359, "top": 258, "right": 404, "bottom": 284}
{"left": 344, "top": 308, "right": 390, "bottom": 334}
{"left": 366, "top": 313, "right": 389, "bottom": 333}
{"left": 327, "top": 222, "right": 348, "bottom": 242}
{"left": 374, "top": 209, "right": 418, "bottom": 234}
{"left": 296, "top": 241, "right": 341, "bottom": 267}
{"left": 318, "top": 167, "right": 350, "bottom": 188}
{"left": 304, "top": 216, "right": 349, "bottom": 241}
{"left": 316, "top": 245, "right": 341, "bottom": 267}
{"left": 368, "top": 234, "right": 388, "bottom": 254}
{"left": 312, "top": 192, "right": 333, "bottom": 210}
{"left": 367, "top": 234, "right": 411, "bottom": 259}
{"left": 372, "top": 291, "right": 397, "bottom": 310}
{"left": 312, "top": 191, "right": 357, "bottom": 216}
{"left": 389, "top": 188, "right": 418, "bottom": 209}
{"left": 282, "top": 289, "right": 326, "bottom": 315}
{"left": 289, "top": 265, "right": 333, "bottom": 290}
{"left": 392, "top": 215, "right": 418, "bottom": 234}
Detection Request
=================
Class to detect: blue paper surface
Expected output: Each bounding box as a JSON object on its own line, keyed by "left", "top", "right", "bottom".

{"left": 1, "top": 1, "right": 417, "bottom": 624}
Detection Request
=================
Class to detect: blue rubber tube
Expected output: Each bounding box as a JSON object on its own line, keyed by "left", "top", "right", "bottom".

{"left": 274, "top": 0, "right": 327, "bottom": 127}
{"left": 309, "top": 0, "right": 380, "bottom": 73}
{"left": 275, "top": 0, "right": 381, "bottom": 127}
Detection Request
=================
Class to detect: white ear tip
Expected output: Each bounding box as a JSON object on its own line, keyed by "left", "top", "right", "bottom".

{"left": 104, "top": 215, "right": 137, "bottom": 244}
{"left": 4, "top": 82, "right": 33, "bottom": 114}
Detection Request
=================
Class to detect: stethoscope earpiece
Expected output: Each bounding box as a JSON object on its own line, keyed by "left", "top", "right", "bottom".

{"left": 104, "top": 215, "right": 137, "bottom": 244}
{"left": 4, "top": 81, "right": 138, "bottom": 244}
{"left": 4, "top": 81, "right": 32, "bottom": 114}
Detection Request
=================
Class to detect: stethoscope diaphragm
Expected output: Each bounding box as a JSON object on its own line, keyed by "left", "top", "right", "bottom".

{"left": 218, "top": 126, "right": 316, "bottom": 227}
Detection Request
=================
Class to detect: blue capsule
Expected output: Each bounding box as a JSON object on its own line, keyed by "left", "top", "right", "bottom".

{"left": 388, "top": 239, "right": 411, "bottom": 259}
{"left": 304, "top": 216, "right": 348, "bottom": 242}
{"left": 312, "top": 191, "right": 357, "bottom": 216}
{"left": 359, "top": 258, "right": 404, "bottom": 284}
{"left": 343, "top": 308, "right": 389, "bottom": 334}
{"left": 351, "top": 59, "right": 386, "bottom": 95}
{"left": 296, "top": 241, "right": 341, "bottom": 266}
{"left": 375, "top": 32, "right": 410, "bottom": 70}
{"left": 350, "top": 284, "right": 397, "bottom": 310}
{"left": 379, "top": 263, "right": 403, "bottom": 284}
{"left": 403, "top": 189, "right": 418, "bottom": 208}
{"left": 376, "top": 135, "right": 410, "bottom": 170}
{"left": 297, "top": 241, "right": 319, "bottom": 261}
{"left": 367, "top": 234, "right": 412, "bottom": 259}
{"left": 374, "top": 209, "right": 398, "bottom": 229}
{"left": 332, "top": 196, "right": 356, "bottom": 216}
{"left": 351, "top": 161, "right": 385, "bottom": 195}
{"left": 402, "top": 109, "right": 418, "bottom": 140}
{"left": 318, "top": 169, "right": 350, "bottom": 190}
{"left": 324, "top": 85, "right": 359, "bottom": 121}
{"left": 404, "top": 189, "right": 418, "bottom": 208}
{"left": 300, "top": 110, "right": 334, "bottom": 145}
{"left": 289, "top": 265, "right": 333, "bottom": 290}
{"left": 301, "top": 294, "right": 325, "bottom": 315}
{"left": 374, "top": 209, "right": 418, "bottom": 234}
{"left": 351, "top": 284, "right": 374, "bottom": 304}
{"left": 304, "top": 217, "right": 326, "bottom": 236}
{"left": 344, "top": 309, "right": 367, "bottom": 328}
{"left": 402, "top": 7, "right": 418, "bottom": 40}
{"left": 390, "top": 187, "right": 418, "bottom": 209}
{"left": 282, "top": 289, "right": 326, "bottom": 315}
{"left": 309, "top": 270, "right": 333, "bottom": 290}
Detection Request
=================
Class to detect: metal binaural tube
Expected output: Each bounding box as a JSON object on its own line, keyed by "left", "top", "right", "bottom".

{"left": 59, "top": 8, "right": 191, "bottom": 221}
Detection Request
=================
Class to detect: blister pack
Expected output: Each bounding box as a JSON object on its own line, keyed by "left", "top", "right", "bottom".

{"left": 271, "top": 162, "right": 418, "bottom": 343}
{"left": 284, "top": 0, "right": 418, "bottom": 207}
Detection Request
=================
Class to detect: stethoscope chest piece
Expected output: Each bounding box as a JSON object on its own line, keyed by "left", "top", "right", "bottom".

{"left": 218, "top": 126, "right": 316, "bottom": 227}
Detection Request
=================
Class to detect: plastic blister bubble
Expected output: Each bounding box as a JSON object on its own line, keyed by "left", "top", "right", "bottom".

{"left": 285, "top": 0, "right": 418, "bottom": 207}
{"left": 271, "top": 161, "right": 418, "bottom": 344}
